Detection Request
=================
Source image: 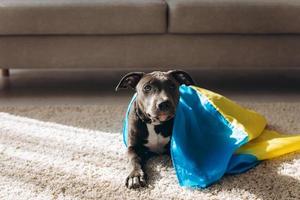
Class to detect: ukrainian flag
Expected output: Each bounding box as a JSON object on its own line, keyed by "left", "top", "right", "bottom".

{"left": 123, "top": 85, "right": 300, "bottom": 188}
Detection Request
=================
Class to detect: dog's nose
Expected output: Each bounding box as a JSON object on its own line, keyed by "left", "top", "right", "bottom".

{"left": 158, "top": 100, "right": 171, "bottom": 111}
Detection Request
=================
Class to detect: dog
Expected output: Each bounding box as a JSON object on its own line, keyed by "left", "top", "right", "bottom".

{"left": 116, "top": 70, "right": 195, "bottom": 189}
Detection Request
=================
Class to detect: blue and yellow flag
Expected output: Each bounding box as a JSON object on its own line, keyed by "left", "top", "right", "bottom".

{"left": 123, "top": 85, "right": 300, "bottom": 188}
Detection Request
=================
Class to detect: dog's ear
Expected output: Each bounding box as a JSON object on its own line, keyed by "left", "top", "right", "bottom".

{"left": 115, "top": 72, "right": 145, "bottom": 91}
{"left": 168, "top": 70, "right": 195, "bottom": 86}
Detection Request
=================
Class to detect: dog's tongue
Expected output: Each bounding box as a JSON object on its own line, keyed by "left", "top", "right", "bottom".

{"left": 159, "top": 114, "right": 168, "bottom": 121}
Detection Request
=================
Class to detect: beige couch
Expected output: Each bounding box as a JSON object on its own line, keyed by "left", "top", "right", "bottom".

{"left": 1, "top": 0, "right": 300, "bottom": 77}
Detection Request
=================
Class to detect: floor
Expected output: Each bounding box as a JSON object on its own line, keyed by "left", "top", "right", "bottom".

{"left": 0, "top": 69, "right": 299, "bottom": 106}
{"left": 0, "top": 69, "right": 299, "bottom": 200}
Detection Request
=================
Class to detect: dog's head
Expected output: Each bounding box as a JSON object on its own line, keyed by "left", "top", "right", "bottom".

{"left": 116, "top": 70, "right": 195, "bottom": 124}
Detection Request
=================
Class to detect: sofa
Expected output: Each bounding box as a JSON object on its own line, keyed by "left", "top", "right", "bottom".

{"left": 1, "top": 0, "right": 300, "bottom": 77}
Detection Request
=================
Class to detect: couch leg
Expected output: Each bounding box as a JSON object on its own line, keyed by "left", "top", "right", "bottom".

{"left": 2, "top": 69, "right": 9, "bottom": 77}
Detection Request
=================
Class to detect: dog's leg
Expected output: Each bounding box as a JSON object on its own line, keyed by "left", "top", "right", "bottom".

{"left": 126, "top": 146, "right": 147, "bottom": 189}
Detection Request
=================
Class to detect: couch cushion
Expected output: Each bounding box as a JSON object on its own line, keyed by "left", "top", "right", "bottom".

{"left": 0, "top": 0, "right": 166, "bottom": 35}
{"left": 167, "top": 0, "right": 300, "bottom": 34}
{"left": 2, "top": 35, "right": 300, "bottom": 69}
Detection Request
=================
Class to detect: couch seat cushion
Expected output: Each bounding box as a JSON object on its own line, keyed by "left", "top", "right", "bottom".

{"left": 0, "top": 0, "right": 166, "bottom": 35}
{"left": 167, "top": 0, "right": 300, "bottom": 34}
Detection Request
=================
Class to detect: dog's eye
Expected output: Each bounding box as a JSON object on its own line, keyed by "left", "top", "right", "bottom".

{"left": 143, "top": 85, "right": 152, "bottom": 92}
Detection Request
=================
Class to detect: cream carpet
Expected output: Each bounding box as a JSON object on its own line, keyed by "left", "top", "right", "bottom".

{"left": 0, "top": 103, "right": 299, "bottom": 200}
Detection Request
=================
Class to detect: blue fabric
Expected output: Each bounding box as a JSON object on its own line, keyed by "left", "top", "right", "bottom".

{"left": 170, "top": 85, "right": 249, "bottom": 188}
{"left": 122, "top": 85, "right": 260, "bottom": 188}
{"left": 226, "top": 154, "right": 260, "bottom": 174}
{"left": 123, "top": 93, "right": 137, "bottom": 147}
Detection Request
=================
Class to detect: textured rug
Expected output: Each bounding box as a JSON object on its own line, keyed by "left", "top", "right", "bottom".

{"left": 0, "top": 103, "right": 299, "bottom": 200}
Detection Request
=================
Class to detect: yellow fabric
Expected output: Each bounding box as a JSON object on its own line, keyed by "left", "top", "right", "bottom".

{"left": 192, "top": 86, "right": 267, "bottom": 140}
{"left": 191, "top": 86, "right": 300, "bottom": 161}
{"left": 236, "top": 130, "right": 300, "bottom": 160}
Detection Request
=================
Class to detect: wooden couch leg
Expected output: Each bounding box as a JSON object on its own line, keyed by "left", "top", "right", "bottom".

{"left": 1, "top": 69, "right": 9, "bottom": 77}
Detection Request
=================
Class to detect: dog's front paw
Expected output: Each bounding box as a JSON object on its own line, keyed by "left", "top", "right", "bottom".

{"left": 125, "top": 169, "right": 146, "bottom": 189}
